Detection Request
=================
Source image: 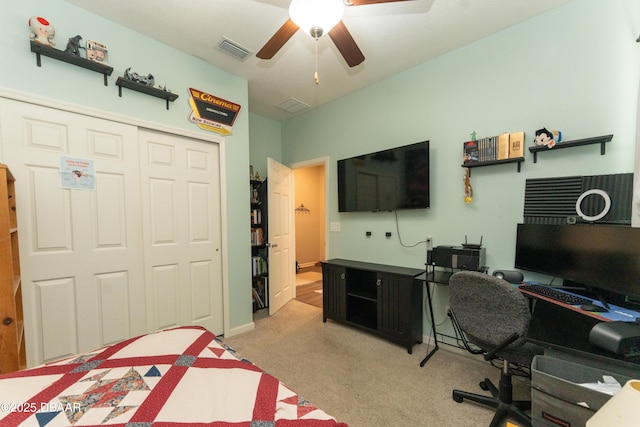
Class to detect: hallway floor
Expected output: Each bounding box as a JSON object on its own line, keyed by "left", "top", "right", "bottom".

{"left": 295, "top": 265, "right": 322, "bottom": 308}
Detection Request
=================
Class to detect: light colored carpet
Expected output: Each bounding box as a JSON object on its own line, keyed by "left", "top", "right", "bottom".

{"left": 222, "top": 299, "right": 532, "bottom": 427}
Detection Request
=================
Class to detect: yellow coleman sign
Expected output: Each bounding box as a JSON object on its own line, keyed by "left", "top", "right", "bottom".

{"left": 188, "top": 88, "right": 241, "bottom": 136}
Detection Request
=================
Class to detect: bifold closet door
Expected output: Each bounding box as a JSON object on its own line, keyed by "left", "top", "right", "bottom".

{"left": 137, "top": 129, "right": 223, "bottom": 335}
{"left": 0, "top": 99, "right": 146, "bottom": 366}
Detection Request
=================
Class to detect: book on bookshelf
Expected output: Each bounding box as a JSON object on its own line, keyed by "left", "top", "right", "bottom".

{"left": 250, "top": 208, "right": 262, "bottom": 225}
{"left": 463, "top": 140, "right": 479, "bottom": 164}
{"left": 252, "top": 255, "right": 267, "bottom": 276}
{"left": 509, "top": 131, "right": 525, "bottom": 158}
{"left": 497, "top": 133, "right": 510, "bottom": 160}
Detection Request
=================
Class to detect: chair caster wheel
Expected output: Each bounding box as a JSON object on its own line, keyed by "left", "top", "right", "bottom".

{"left": 480, "top": 381, "right": 489, "bottom": 391}
{"left": 452, "top": 393, "right": 463, "bottom": 403}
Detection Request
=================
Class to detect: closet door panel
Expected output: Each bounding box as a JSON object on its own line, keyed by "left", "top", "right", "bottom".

{"left": 0, "top": 99, "right": 145, "bottom": 366}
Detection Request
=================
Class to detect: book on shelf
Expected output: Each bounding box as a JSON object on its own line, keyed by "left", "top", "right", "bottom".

{"left": 463, "top": 140, "right": 479, "bottom": 164}
{"left": 252, "top": 256, "right": 268, "bottom": 276}
{"left": 509, "top": 131, "right": 524, "bottom": 158}
{"left": 252, "top": 287, "right": 265, "bottom": 308}
{"left": 509, "top": 131, "right": 525, "bottom": 158}
{"left": 251, "top": 228, "right": 264, "bottom": 246}
{"left": 250, "top": 208, "right": 262, "bottom": 225}
{"left": 497, "top": 133, "right": 510, "bottom": 160}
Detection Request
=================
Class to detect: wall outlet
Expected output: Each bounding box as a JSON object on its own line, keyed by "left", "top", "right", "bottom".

{"left": 385, "top": 232, "right": 392, "bottom": 238}
{"left": 330, "top": 222, "right": 341, "bottom": 232}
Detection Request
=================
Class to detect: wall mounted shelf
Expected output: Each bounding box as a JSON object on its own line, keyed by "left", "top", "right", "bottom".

{"left": 528, "top": 134, "right": 613, "bottom": 163}
{"left": 30, "top": 41, "right": 113, "bottom": 86}
{"left": 461, "top": 157, "right": 524, "bottom": 175}
{"left": 115, "top": 77, "right": 179, "bottom": 110}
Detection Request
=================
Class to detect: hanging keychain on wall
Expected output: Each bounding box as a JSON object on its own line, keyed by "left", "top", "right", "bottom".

{"left": 464, "top": 167, "right": 473, "bottom": 204}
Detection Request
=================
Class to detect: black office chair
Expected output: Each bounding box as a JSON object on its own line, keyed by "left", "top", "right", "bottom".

{"left": 448, "top": 271, "right": 543, "bottom": 427}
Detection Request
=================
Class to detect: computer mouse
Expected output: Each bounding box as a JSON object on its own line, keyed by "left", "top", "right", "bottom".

{"left": 579, "top": 304, "right": 609, "bottom": 313}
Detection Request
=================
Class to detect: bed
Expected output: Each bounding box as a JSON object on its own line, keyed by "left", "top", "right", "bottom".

{"left": 0, "top": 326, "right": 348, "bottom": 426}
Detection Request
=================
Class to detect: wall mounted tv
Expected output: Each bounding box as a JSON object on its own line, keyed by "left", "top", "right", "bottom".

{"left": 514, "top": 223, "right": 640, "bottom": 301}
{"left": 337, "top": 141, "right": 430, "bottom": 212}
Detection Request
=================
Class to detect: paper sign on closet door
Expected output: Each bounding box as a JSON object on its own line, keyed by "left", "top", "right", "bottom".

{"left": 60, "top": 156, "right": 95, "bottom": 190}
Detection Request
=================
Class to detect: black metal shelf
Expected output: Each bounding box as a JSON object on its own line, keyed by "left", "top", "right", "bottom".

{"left": 115, "top": 77, "right": 179, "bottom": 110}
{"left": 30, "top": 41, "right": 113, "bottom": 86}
{"left": 461, "top": 157, "right": 524, "bottom": 175}
{"left": 528, "top": 134, "right": 613, "bottom": 163}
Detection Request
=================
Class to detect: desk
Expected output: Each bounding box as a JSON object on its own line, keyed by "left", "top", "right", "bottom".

{"left": 519, "top": 285, "right": 640, "bottom": 365}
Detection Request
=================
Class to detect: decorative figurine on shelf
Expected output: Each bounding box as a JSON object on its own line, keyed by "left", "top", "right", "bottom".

{"left": 28, "top": 16, "right": 56, "bottom": 47}
{"left": 534, "top": 127, "right": 562, "bottom": 149}
{"left": 124, "top": 67, "right": 155, "bottom": 86}
{"left": 463, "top": 167, "right": 473, "bottom": 204}
{"left": 64, "top": 35, "right": 83, "bottom": 56}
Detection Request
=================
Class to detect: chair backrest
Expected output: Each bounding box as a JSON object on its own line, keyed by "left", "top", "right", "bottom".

{"left": 449, "top": 270, "right": 531, "bottom": 352}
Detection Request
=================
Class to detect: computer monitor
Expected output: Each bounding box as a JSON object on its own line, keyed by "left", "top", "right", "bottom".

{"left": 514, "top": 223, "right": 640, "bottom": 302}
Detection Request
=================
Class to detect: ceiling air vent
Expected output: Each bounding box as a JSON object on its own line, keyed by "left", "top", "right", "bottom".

{"left": 276, "top": 98, "right": 311, "bottom": 115}
{"left": 216, "top": 37, "right": 252, "bottom": 61}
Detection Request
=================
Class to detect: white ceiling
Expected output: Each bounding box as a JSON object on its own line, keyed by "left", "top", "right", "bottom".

{"left": 65, "top": 0, "right": 571, "bottom": 122}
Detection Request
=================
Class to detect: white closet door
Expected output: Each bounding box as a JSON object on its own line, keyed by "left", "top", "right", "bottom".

{"left": 138, "top": 129, "right": 223, "bottom": 335}
{"left": 0, "top": 99, "right": 146, "bottom": 366}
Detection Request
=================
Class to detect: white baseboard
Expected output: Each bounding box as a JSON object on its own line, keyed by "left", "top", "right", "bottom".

{"left": 298, "top": 261, "right": 319, "bottom": 269}
{"left": 226, "top": 321, "right": 255, "bottom": 338}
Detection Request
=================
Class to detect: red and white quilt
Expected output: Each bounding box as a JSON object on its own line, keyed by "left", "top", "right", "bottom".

{"left": 0, "top": 326, "right": 348, "bottom": 426}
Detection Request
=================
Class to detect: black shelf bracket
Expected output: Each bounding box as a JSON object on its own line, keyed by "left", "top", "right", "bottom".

{"left": 115, "top": 77, "right": 179, "bottom": 110}
{"left": 528, "top": 134, "right": 613, "bottom": 163}
{"left": 30, "top": 41, "right": 113, "bottom": 86}
{"left": 461, "top": 157, "right": 524, "bottom": 176}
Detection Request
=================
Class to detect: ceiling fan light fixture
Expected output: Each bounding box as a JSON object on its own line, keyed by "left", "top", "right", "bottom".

{"left": 289, "top": 0, "right": 344, "bottom": 38}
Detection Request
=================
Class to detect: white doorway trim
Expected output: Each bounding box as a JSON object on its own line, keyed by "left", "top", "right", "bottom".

{"left": 0, "top": 87, "right": 232, "bottom": 338}
{"left": 290, "top": 156, "right": 330, "bottom": 263}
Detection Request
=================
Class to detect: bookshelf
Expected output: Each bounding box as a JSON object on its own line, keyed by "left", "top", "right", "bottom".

{"left": 250, "top": 179, "right": 268, "bottom": 311}
{"left": 0, "top": 165, "right": 26, "bottom": 373}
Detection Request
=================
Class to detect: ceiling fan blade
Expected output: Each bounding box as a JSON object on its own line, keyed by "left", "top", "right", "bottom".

{"left": 328, "top": 21, "right": 365, "bottom": 67}
{"left": 256, "top": 19, "right": 299, "bottom": 60}
{"left": 345, "top": 0, "right": 414, "bottom": 5}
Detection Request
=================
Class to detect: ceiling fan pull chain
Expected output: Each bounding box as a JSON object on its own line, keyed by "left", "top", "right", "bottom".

{"left": 314, "top": 39, "right": 320, "bottom": 85}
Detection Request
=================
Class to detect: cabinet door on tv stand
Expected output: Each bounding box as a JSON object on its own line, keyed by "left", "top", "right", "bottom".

{"left": 378, "top": 273, "right": 422, "bottom": 354}
{"left": 322, "top": 263, "right": 346, "bottom": 322}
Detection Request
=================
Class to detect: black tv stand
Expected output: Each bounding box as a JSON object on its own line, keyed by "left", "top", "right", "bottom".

{"left": 321, "top": 259, "right": 424, "bottom": 354}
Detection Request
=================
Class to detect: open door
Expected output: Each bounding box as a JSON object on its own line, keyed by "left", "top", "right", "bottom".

{"left": 267, "top": 158, "right": 295, "bottom": 314}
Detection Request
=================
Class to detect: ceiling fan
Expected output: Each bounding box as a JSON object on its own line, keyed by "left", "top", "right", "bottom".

{"left": 256, "top": 0, "right": 415, "bottom": 68}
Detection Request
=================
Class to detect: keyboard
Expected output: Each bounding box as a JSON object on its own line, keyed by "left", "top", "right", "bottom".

{"left": 519, "top": 284, "right": 592, "bottom": 306}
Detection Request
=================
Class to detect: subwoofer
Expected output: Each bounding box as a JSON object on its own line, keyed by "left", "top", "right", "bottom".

{"left": 492, "top": 270, "right": 524, "bottom": 284}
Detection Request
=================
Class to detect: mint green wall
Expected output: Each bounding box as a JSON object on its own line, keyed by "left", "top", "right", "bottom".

{"left": 249, "top": 112, "right": 282, "bottom": 179}
{"left": 0, "top": 0, "right": 253, "bottom": 331}
{"left": 280, "top": 0, "right": 640, "bottom": 340}
{"left": 283, "top": 0, "right": 639, "bottom": 271}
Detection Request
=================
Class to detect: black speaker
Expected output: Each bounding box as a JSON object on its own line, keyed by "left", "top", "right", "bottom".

{"left": 492, "top": 270, "right": 524, "bottom": 284}
{"left": 523, "top": 173, "right": 633, "bottom": 225}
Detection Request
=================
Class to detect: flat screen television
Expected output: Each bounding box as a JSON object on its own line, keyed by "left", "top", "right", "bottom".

{"left": 337, "top": 141, "right": 430, "bottom": 212}
{"left": 514, "top": 223, "right": 640, "bottom": 301}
